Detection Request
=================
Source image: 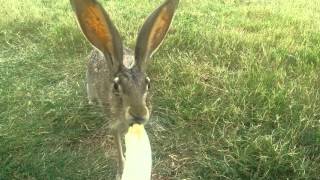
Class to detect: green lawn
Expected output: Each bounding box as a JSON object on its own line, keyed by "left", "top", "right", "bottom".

{"left": 1, "top": 0, "right": 320, "bottom": 179}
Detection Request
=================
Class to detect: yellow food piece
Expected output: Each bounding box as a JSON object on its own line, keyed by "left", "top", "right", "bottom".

{"left": 128, "top": 124, "right": 144, "bottom": 139}
{"left": 122, "top": 124, "right": 152, "bottom": 180}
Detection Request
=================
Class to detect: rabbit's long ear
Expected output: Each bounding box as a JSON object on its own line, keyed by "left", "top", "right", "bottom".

{"left": 70, "top": 0, "right": 123, "bottom": 73}
{"left": 135, "top": 0, "right": 179, "bottom": 71}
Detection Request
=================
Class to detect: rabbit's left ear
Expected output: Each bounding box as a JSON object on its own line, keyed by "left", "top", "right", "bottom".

{"left": 70, "top": 0, "right": 123, "bottom": 73}
{"left": 135, "top": 0, "right": 179, "bottom": 72}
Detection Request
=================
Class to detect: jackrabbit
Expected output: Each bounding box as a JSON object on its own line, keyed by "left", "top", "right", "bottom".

{"left": 70, "top": 0, "right": 179, "bottom": 178}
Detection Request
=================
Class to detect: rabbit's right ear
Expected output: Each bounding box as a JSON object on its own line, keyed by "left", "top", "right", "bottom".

{"left": 134, "top": 0, "right": 179, "bottom": 72}
{"left": 70, "top": 0, "right": 123, "bottom": 73}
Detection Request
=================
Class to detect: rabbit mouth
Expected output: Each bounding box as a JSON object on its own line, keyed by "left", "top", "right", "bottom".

{"left": 127, "top": 114, "right": 149, "bottom": 126}
{"left": 131, "top": 116, "right": 145, "bottom": 124}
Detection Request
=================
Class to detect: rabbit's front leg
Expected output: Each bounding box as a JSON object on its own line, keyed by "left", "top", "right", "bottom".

{"left": 115, "top": 131, "right": 125, "bottom": 179}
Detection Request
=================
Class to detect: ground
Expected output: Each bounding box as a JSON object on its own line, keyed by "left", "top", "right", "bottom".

{"left": 0, "top": 0, "right": 319, "bottom": 179}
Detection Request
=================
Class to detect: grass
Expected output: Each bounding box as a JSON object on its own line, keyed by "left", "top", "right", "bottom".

{"left": 1, "top": 0, "right": 320, "bottom": 179}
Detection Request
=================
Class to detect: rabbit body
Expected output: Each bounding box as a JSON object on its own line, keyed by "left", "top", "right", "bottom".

{"left": 70, "top": 0, "right": 179, "bottom": 178}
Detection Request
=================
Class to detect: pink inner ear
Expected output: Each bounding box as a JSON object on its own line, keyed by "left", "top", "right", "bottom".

{"left": 147, "top": 6, "right": 173, "bottom": 53}
{"left": 80, "top": 4, "right": 115, "bottom": 58}
{"left": 83, "top": 6, "right": 110, "bottom": 41}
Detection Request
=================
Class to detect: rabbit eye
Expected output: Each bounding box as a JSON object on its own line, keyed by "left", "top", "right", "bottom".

{"left": 113, "top": 77, "right": 121, "bottom": 94}
{"left": 112, "top": 83, "right": 121, "bottom": 96}
{"left": 113, "top": 83, "right": 120, "bottom": 91}
{"left": 147, "top": 81, "right": 151, "bottom": 90}
{"left": 146, "top": 77, "right": 151, "bottom": 90}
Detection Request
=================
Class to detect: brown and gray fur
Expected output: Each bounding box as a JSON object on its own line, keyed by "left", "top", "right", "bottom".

{"left": 70, "top": 0, "right": 179, "bottom": 178}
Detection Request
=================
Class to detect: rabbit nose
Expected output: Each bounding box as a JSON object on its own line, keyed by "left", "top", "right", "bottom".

{"left": 128, "top": 107, "right": 148, "bottom": 124}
